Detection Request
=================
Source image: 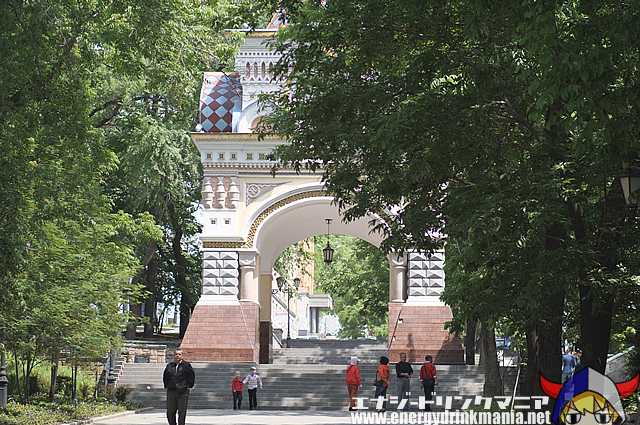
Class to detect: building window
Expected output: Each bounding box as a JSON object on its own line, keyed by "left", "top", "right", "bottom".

{"left": 206, "top": 153, "right": 212, "bottom": 159}
{"left": 219, "top": 153, "right": 225, "bottom": 159}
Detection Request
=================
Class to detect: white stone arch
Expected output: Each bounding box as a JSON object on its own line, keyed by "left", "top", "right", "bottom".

{"left": 235, "top": 100, "right": 274, "bottom": 133}
{"left": 253, "top": 194, "right": 385, "bottom": 275}
{"left": 182, "top": 25, "right": 464, "bottom": 364}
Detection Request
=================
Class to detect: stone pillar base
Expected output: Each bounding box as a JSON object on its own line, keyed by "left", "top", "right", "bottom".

{"left": 180, "top": 301, "right": 260, "bottom": 363}
{"left": 388, "top": 302, "right": 464, "bottom": 364}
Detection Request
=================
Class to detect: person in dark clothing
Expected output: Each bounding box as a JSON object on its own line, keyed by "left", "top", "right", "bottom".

{"left": 163, "top": 349, "right": 196, "bottom": 425}
{"left": 419, "top": 355, "right": 438, "bottom": 411}
{"left": 561, "top": 348, "right": 576, "bottom": 383}
{"left": 395, "top": 352, "right": 413, "bottom": 412}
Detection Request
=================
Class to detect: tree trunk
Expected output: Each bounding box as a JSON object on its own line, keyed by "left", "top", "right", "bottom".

{"left": 71, "top": 364, "right": 77, "bottom": 400}
{"left": 125, "top": 241, "right": 158, "bottom": 339}
{"left": 14, "top": 351, "right": 22, "bottom": 403}
{"left": 519, "top": 219, "right": 566, "bottom": 397}
{"left": 23, "top": 356, "right": 30, "bottom": 401}
{"left": 567, "top": 199, "right": 616, "bottom": 374}
{"left": 49, "top": 350, "right": 59, "bottom": 401}
{"left": 480, "top": 316, "right": 503, "bottom": 397}
{"left": 579, "top": 286, "right": 614, "bottom": 373}
{"left": 124, "top": 307, "right": 137, "bottom": 339}
{"left": 466, "top": 320, "right": 477, "bottom": 365}
{"left": 167, "top": 202, "right": 195, "bottom": 338}
{"left": 478, "top": 321, "right": 485, "bottom": 366}
{"left": 143, "top": 258, "right": 158, "bottom": 338}
{"left": 522, "top": 290, "right": 563, "bottom": 396}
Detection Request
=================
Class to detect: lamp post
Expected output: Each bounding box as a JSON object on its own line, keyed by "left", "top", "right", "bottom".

{"left": 323, "top": 219, "right": 335, "bottom": 265}
{"left": 618, "top": 166, "right": 640, "bottom": 216}
{"left": 275, "top": 277, "right": 300, "bottom": 348}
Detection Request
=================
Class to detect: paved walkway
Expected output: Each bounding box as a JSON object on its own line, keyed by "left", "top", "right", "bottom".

{"left": 96, "top": 409, "right": 352, "bottom": 425}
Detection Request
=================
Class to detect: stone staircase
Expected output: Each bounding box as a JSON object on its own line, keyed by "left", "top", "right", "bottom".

{"left": 118, "top": 340, "right": 522, "bottom": 411}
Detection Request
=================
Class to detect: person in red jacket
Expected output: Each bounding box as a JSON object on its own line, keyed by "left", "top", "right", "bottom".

{"left": 346, "top": 356, "right": 362, "bottom": 411}
{"left": 375, "top": 356, "right": 390, "bottom": 412}
{"left": 419, "top": 355, "right": 438, "bottom": 411}
{"left": 232, "top": 370, "right": 243, "bottom": 410}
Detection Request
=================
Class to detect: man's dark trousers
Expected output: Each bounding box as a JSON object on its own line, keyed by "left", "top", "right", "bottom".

{"left": 167, "top": 389, "right": 189, "bottom": 425}
{"left": 422, "top": 381, "right": 435, "bottom": 411}
{"left": 248, "top": 388, "right": 258, "bottom": 409}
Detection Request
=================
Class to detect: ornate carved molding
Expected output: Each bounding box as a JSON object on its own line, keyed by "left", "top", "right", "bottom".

{"left": 238, "top": 252, "right": 257, "bottom": 267}
{"left": 245, "top": 182, "right": 286, "bottom": 206}
{"left": 203, "top": 190, "right": 327, "bottom": 249}
{"left": 203, "top": 241, "right": 244, "bottom": 249}
{"left": 389, "top": 253, "right": 407, "bottom": 268}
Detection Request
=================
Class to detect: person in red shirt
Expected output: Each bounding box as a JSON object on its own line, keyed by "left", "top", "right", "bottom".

{"left": 232, "top": 370, "right": 243, "bottom": 410}
{"left": 420, "top": 355, "right": 438, "bottom": 411}
{"left": 346, "top": 356, "right": 362, "bottom": 411}
{"left": 375, "top": 356, "right": 390, "bottom": 412}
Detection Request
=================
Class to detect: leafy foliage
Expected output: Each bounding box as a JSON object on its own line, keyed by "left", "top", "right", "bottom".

{"left": 0, "top": 0, "right": 272, "bottom": 402}
{"left": 314, "top": 236, "right": 389, "bottom": 339}
{"left": 262, "top": 0, "right": 640, "bottom": 393}
{"left": 0, "top": 395, "right": 137, "bottom": 425}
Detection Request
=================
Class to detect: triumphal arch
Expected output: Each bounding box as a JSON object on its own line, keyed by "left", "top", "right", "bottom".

{"left": 181, "top": 24, "right": 463, "bottom": 364}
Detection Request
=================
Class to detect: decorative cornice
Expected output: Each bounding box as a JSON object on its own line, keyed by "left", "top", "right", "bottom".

{"left": 203, "top": 190, "right": 327, "bottom": 249}
{"left": 190, "top": 133, "right": 281, "bottom": 142}
{"left": 203, "top": 241, "right": 245, "bottom": 249}
{"left": 224, "top": 29, "right": 278, "bottom": 38}
{"left": 203, "top": 162, "right": 276, "bottom": 170}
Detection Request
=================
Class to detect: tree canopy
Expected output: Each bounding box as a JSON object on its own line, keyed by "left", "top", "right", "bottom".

{"left": 0, "top": 0, "right": 269, "bottom": 400}
{"left": 263, "top": 0, "right": 640, "bottom": 395}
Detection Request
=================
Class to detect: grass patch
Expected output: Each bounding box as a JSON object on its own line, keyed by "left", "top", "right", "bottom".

{"left": 0, "top": 395, "right": 141, "bottom": 425}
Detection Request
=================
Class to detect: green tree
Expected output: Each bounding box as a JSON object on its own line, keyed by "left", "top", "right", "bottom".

{"left": 262, "top": 0, "right": 640, "bottom": 396}
{"left": 95, "top": 2, "right": 271, "bottom": 338}
{"left": 0, "top": 0, "right": 272, "bottom": 399}
{"left": 315, "top": 236, "right": 389, "bottom": 339}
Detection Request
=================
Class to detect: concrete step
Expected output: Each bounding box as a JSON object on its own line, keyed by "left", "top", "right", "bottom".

{"left": 120, "top": 359, "right": 522, "bottom": 410}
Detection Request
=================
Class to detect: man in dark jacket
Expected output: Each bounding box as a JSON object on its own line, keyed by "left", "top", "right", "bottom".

{"left": 163, "top": 349, "right": 195, "bottom": 425}
{"left": 395, "top": 352, "right": 414, "bottom": 412}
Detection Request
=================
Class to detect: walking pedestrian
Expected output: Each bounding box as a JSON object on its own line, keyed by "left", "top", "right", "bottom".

{"left": 374, "top": 356, "right": 390, "bottom": 412}
{"left": 419, "top": 355, "right": 438, "bottom": 411}
{"left": 232, "top": 370, "right": 243, "bottom": 410}
{"left": 395, "top": 352, "right": 413, "bottom": 412}
{"left": 163, "top": 349, "right": 195, "bottom": 425}
{"left": 562, "top": 348, "right": 576, "bottom": 383}
{"left": 346, "top": 356, "right": 362, "bottom": 411}
{"left": 243, "top": 366, "right": 263, "bottom": 410}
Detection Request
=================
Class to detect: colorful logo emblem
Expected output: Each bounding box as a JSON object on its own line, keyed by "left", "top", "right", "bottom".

{"left": 540, "top": 367, "right": 639, "bottom": 425}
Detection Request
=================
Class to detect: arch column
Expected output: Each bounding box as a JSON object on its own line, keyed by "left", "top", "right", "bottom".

{"left": 258, "top": 273, "right": 274, "bottom": 363}
{"left": 180, "top": 249, "right": 260, "bottom": 363}
{"left": 239, "top": 251, "right": 260, "bottom": 303}
{"left": 388, "top": 250, "right": 464, "bottom": 364}
{"left": 389, "top": 253, "right": 407, "bottom": 302}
